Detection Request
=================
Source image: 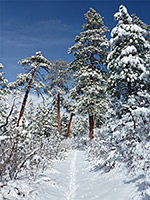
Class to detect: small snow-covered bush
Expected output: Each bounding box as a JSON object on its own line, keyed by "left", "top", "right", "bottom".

{"left": 0, "top": 108, "right": 73, "bottom": 184}
{"left": 87, "top": 126, "right": 117, "bottom": 172}
{"left": 0, "top": 128, "right": 62, "bottom": 183}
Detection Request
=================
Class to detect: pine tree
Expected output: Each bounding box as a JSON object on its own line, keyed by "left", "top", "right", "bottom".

{"left": 131, "top": 14, "right": 150, "bottom": 93}
{"left": 60, "top": 113, "right": 70, "bottom": 137}
{"left": 68, "top": 8, "right": 109, "bottom": 140}
{"left": 0, "top": 64, "right": 9, "bottom": 100}
{"left": 12, "top": 51, "right": 51, "bottom": 127}
{"left": 0, "top": 64, "right": 11, "bottom": 127}
{"left": 26, "top": 102, "right": 58, "bottom": 137}
{"left": 107, "top": 5, "right": 150, "bottom": 102}
{"left": 70, "top": 115, "right": 88, "bottom": 138}
{"left": 46, "top": 60, "right": 71, "bottom": 134}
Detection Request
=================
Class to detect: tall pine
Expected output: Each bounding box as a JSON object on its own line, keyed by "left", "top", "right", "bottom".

{"left": 68, "top": 8, "right": 109, "bottom": 140}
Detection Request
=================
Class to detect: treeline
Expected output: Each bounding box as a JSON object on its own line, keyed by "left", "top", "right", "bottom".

{"left": 1, "top": 5, "right": 149, "bottom": 139}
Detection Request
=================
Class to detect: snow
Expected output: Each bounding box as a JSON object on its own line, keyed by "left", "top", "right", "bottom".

{"left": 1, "top": 149, "right": 140, "bottom": 200}
{"left": 0, "top": 136, "right": 8, "bottom": 141}
{"left": 121, "top": 46, "right": 137, "bottom": 56}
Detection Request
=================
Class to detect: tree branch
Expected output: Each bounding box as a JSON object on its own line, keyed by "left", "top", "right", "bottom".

{"left": 0, "top": 101, "right": 15, "bottom": 129}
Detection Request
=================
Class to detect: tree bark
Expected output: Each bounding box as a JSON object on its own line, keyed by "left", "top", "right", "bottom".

{"left": 57, "top": 92, "right": 60, "bottom": 134}
{"left": 88, "top": 53, "right": 94, "bottom": 140}
{"left": 66, "top": 112, "right": 74, "bottom": 138}
{"left": 89, "top": 114, "right": 94, "bottom": 141}
{"left": 17, "top": 68, "right": 36, "bottom": 127}
{"left": 57, "top": 77, "right": 61, "bottom": 134}
{"left": 93, "top": 113, "right": 96, "bottom": 129}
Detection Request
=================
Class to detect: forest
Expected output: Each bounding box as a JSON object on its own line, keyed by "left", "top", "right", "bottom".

{"left": 0, "top": 4, "right": 150, "bottom": 200}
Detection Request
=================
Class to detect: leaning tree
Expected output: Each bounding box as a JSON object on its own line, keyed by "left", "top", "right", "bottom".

{"left": 8, "top": 51, "right": 52, "bottom": 127}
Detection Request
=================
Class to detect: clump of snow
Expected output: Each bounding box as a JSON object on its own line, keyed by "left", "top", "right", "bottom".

{"left": 114, "top": 5, "right": 132, "bottom": 24}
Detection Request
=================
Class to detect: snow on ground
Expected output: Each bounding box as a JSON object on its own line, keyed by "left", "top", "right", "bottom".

{"left": 1, "top": 150, "right": 141, "bottom": 200}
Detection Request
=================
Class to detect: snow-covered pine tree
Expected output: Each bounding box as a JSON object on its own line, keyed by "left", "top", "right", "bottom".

{"left": 0, "top": 64, "right": 11, "bottom": 128}
{"left": 10, "top": 52, "right": 52, "bottom": 127}
{"left": 60, "top": 113, "right": 70, "bottom": 137}
{"left": 46, "top": 60, "right": 72, "bottom": 134}
{"left": 25, "top": 101, "right": 57, "bottom": 137}
{"left": 0, "top": 64, "right": 9, "bottom": 100}
{"left": 107, "top": 5, "right": 150, "bottom": 101}
{"left": 131, "top": 15, "right": 150, "bottom": 93}
{"left": 68, "top": 8, "right": 109, "bottom": 140}
{"left": 70, "top": 115, "right": 88, "bottom": 138}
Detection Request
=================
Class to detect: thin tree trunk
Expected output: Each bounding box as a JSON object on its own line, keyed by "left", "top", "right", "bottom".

{"left": 66, "top": 112, "right": 74, "bottom": 138}
{"left": 17, "top": 68, "right": 36, "bottom": 127}
{"left": 57, "top": 77, "right": 61, "bottom": 134}
{"left": 88, "top": 53, "right": 94, "bottom": 140}
{"left": 89, "top": 114, "right": 94, "bottom": 141}
{"left": 93, "top": 113, "right": 96, "bottom": 129}
{"left": 57, "top": 92, "right": 60, "bottom": 134}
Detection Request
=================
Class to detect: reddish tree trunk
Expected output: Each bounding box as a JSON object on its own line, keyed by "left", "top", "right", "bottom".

{"left": 57, "top": 92, "right": 60, "bottom": 134}
{"left": 88, "top": 53, "right": 94, "bottom": 140}
{"left": 93, "top": 113, "right": 96, "bottom": 129}
{"left": 17, "top": 68, "right": 36, "bottom": 127}
{"left": 66, "top": 112, "right": 74, "bottom": 138}
{"left": 89, "top": 114, "right": 94, "bottom": 141}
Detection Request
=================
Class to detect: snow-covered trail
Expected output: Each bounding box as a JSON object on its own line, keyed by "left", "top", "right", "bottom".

{"left": 31, "top": 150, "right": 136, "bottom": 200}
{"left": 66, "top": 150, "right": 77, "bottom": 200}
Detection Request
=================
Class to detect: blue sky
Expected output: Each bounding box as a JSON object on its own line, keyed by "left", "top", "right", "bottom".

{"left": 0, "top": 0, "right": 150, "bottom": 82}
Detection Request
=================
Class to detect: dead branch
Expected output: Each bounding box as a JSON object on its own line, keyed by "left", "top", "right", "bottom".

{"left": 0, "top": 101, "right": 15, "bottom": 129}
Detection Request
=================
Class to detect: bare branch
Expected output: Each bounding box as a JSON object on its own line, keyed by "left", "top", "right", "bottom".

{"left": 0, "top": 101, "right": 15, "bottom": 129}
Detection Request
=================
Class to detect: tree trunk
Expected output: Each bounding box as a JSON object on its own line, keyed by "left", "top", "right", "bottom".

{"left": 88, "top": 53, "right": 94, "bottom": 140}
{"left": 66, "top": 112, "right": 74, "bottom": 138}
{"left": 93, "top": 113, "right": 96, "bottom": 129}
{"left": 17, "top": 68, "right": 36, "bottom": 127}
{"left": 89, "top": 114, "right": 94, "bottom": 141}
{"left": 57, "top": 92, "right": 60, "bottom": 134}
{"left": 57, "top": 77, "right": 61, "bottom": 134}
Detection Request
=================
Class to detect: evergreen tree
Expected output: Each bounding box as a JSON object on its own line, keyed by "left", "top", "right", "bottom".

{"left": 60, "top": 113, "right": 70, "bottom": 137}
{"left": 0, "top": 64, "right": 9, "bottom": 100}
{"left": 46, "top": 60, "right": 71, "bottom": 134}
{"left": 26, "top": 101, "right": 57, "bottom": 137}
{"left": 68, "top": 8, "right": 109, "bottom": 140}
{"left": 0, "top": 64, "right": 11, "bottom": 127}
{"left": 71, "top": 115, "right": 88, "bottom": 138}
{"left": 9, "top": 51, "right": 52, "bottom": 127}
{"left": 107, "top": 5, "right": 150, "bottom": 101}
